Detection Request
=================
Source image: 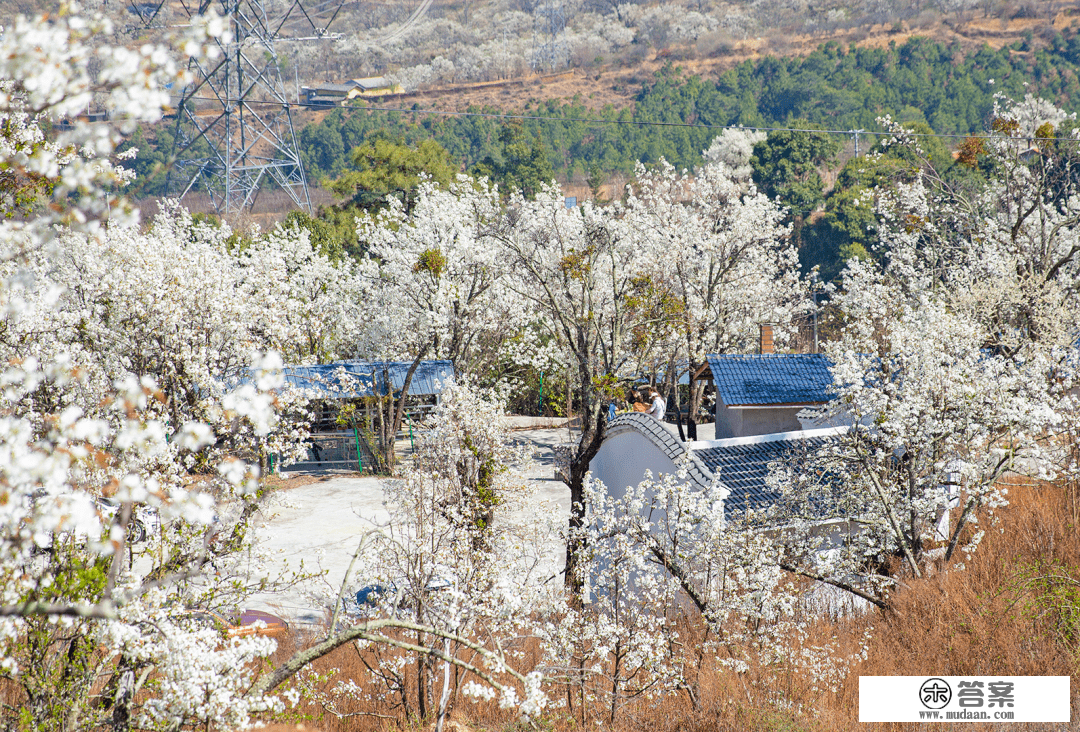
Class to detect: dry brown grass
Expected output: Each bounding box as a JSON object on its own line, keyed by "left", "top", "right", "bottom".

{"left": 835, "top": 476, "right": 1080, "bottom": 731}
{"left": 860, "top": 478, "right": 1077, "bottom": 678}
{"left": 263, "top": 476, "right": 1080, "bottom": 731}
{"left": 4, "top": 475, "right": 1075, "bottom": 730}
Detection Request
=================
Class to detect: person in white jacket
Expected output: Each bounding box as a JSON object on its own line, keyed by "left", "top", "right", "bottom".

{"left": 644, "top": 387, "right": 666, "bottom": 422}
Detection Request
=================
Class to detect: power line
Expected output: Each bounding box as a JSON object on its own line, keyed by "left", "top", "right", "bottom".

{"left": 177, "top": 95, "right": 1058, "bottom": 142}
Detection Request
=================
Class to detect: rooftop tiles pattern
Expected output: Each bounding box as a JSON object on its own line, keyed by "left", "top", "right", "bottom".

{"left": 706, "top": 353, "right": 835, "bottom": 406}
{"left": 694, "top": 434, "right": 834, "bottom": 518}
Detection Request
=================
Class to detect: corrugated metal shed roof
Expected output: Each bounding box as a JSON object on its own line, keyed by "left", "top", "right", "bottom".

{"left": 272, "top": 360, "right": 454, "bottom": 398}
{"left": 352, "top": 76, "right": 390, "bottom": 89}
{"left": 706, "top": 353, "right": 834, "bottom": 406}
{"left": 311, "top": 83, "right": 358, "bottom": 95}
{"left": 368, "top": 360, "right": 455, "bottom": 396}
{"left": 693, "top": 431, "right": 836, "bottom": 519}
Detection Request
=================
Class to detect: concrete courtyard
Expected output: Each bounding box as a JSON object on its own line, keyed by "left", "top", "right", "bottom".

{"left": 244, "top": 427, "right": 576, "bottom": 626}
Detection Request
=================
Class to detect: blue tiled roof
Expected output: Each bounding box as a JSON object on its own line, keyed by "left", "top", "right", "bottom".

{"left": 278, "top": 364, "right": 369, "bottom": 398}
{"left": 244, "top": 360, "right": 454, "bottom": 398}
{"left": 694, "top": 433, "right": 835, "bottom": 519}
{"left": 706, "top": 353, "right": 834, "bottom": 406}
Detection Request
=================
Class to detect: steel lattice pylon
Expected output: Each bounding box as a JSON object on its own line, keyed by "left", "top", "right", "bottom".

{"left": 165, "top": 0, "right": 340, "bottom": 214}
{"left": 532, "top": 1, "right": 566, "bottom": 73}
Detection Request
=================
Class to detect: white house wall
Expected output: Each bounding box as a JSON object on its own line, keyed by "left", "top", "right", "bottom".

{"left": 586, "top": 418, "right": 705, "bottom": 604}
{"left": 714, "top": 400, "right": 804, "bottom": 438}
{"left": 589, "top": 428, "right": 680, "bottom": 500}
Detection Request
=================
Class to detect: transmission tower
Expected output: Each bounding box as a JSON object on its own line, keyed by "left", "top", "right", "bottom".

{"left": 532, "top": 0, "right": 566, "bottom": 73}
{"left": 155, "top": 0, "right": 343, "bottom": 214}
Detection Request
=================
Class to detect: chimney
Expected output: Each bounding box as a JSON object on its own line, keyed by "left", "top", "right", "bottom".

{"left": 759, "top": 324, "right": 774, "bottom": 355}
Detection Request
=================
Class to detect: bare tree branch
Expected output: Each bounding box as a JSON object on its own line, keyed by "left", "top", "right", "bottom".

{"left": 246, "top": 618, "right": 535, "bottom": 699}
{"left": 778, "top": 563, "right": 889, "bottom": 610}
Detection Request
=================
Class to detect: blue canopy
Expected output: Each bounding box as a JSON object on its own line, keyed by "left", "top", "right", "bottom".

{"left": 233, "top": 360, "right": 455, "bottom": 398}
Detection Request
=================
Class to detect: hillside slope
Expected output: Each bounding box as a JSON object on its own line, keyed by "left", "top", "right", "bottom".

{"left": 303, "top": 12, "right": 1080, "bottom": 115}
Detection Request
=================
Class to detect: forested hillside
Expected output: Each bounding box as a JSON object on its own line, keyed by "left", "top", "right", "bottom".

{"left": 124, "top": 33, "right": 1080, "bottom": 194}
{"left": 290, "top": 36, "right": 1080, "bottom": 182}
{"left": 121, "top": 34, "right": 1080, "bottom": 279}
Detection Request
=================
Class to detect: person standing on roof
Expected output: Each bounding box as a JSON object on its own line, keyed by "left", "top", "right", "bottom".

{"left": 644, "top": 386, "right": 666, "bottom": 422}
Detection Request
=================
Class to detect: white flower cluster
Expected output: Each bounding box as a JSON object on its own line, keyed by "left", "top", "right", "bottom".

{"left": 626, "top": 155, "right": 804, "bottom": 364}
{"left": 0, "top": 7, "right": 326, "bottom": 729}
{"left": 0, "top": 3, "right": 228, "bottom": 243}
{"left": 356, "top": 175, "right": 527, "bottom": 371}
{"left": 765, "top": 94, "right": 1080, "bottom": 607}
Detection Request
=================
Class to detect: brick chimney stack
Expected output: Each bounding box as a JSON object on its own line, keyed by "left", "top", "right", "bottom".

{"left": 759, "top": 324, "right": 775, "bottom": 355}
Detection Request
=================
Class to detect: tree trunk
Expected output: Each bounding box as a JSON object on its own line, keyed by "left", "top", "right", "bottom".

{"left": 110, "top": 668, "right": 134, "bottom": 732}
{"left": 665, "top": 357, "right": 683, "bottom": 440}
{"left": 416, "top": 627, "right": 428, "bottom": 719}
{"left": 378, "top": 388, "right": 392, "bottom": 472}
{"left": 435, "top": 638, "right": 451, "bottom": 732}
{"left": 563, "top": 406, "right": 608, "bottom": 593}
{"left": 378, "top": 345, "right": 431, "bottom": 474}
{"left": 686, "top": 362, "right": 710, "bottom": 441}
{"left": 390, "top": 345, "right": 431, "bottom": 469}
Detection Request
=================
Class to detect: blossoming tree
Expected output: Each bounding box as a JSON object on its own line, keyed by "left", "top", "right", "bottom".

{"left": 625, "top": 151, "right": 804, "bottom": 437}
{"left": 761, "top": 99, "right": 1079, "bottom": 607}
{"left": 0, "top": 6, "right": 550, "bottom": 729}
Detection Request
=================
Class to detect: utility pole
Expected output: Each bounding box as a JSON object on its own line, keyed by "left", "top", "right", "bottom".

{"left": 533, "top": 0, "right": 567, "bottom": 72}
{"left": 851, "top": 128, "right": 865, "bottom": 157}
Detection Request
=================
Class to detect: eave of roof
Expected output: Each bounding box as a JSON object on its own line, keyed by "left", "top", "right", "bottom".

{"left": 687, "top": 425, "right": 849, "bottom": 450}
{"left": 725, "top": 401, "right": 828, "bottom": 408}
{"left": 598, "top": 416, "right": 847, "bottom": 521}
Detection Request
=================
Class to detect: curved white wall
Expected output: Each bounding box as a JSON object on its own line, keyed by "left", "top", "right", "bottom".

{"left": 588, "top": 429, "right": 680, "bottom": 500}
